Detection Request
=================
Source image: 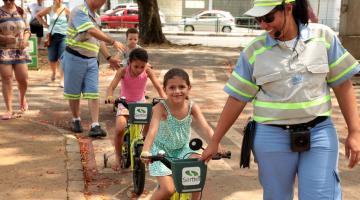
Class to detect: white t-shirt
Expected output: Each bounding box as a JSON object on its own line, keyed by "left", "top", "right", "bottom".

{"left": 27, "top": 3, "right": 43, "bottom": 20}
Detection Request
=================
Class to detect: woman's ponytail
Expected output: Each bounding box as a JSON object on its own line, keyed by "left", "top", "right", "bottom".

{"left": 292, "top": 0, "right": 310, "bottom": 25}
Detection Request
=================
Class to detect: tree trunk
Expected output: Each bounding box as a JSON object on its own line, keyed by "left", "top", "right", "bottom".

{"left": 137, "top": 0, "right": 168, "bottom": 44}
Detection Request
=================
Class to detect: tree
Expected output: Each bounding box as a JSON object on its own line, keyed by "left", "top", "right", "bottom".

{"left": 137, "top": 0, "right": 169, "bottom": 44}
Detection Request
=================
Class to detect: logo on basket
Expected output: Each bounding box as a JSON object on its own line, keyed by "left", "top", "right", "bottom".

{"left": 134, "top": 107, "right": 148, "bottom": 120}
{"left": 182, "top": 167, "right": 201, "bottom": 186}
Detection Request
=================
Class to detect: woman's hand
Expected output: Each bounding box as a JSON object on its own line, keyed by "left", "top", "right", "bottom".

{"left": 18, "top": 39, "right": 29, "bottom": 49}
{"left": 199, "top": 140, "right": 219, "bottom": 163}
{"left": 140, "top": 151, "right": 152, "bottom": 164}
{"left": 345, "top": 129, "right": 360, "bottom": 168}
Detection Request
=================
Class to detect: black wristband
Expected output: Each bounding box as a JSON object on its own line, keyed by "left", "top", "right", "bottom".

{"left": 106, "top": 55, "right": 112, "bottom": 61}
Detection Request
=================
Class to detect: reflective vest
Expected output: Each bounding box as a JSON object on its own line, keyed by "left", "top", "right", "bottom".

{"left": 66, "top": 5, "right": 100, "bottom": 58}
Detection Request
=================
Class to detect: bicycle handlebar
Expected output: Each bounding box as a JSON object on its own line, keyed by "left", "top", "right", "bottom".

{"left": 105, "top": 96, "right": 164, "bottom": 109}
{"left": 141, "top": 151, "right": 231, "bottom": 170}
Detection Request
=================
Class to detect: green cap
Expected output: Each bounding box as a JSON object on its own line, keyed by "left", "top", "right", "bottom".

{"left": 244, "top": 0, "right": 295, "bottom": 17}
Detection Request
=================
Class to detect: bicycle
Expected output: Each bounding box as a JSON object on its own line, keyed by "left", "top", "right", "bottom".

{"left": 104, "top": 96, "right": 162, "bottom": 195}
{"left": 141, "top": 138, "right": 231, "bottom": 200}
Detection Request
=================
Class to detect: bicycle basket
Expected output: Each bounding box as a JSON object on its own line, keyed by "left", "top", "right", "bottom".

{"left": 128, "top": 103, "right": 152, "bottom": 124}
{"left": 171, "top": 158, "right": 207, "bottom": 193}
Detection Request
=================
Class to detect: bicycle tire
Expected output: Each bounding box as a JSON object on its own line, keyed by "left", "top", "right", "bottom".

{"left": 133, "top": 145, "right": 146, "bottom": 195}
{"left": 121, "top": 132, "right": 131, "bottom": 168}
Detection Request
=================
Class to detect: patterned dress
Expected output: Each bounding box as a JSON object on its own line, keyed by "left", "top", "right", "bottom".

{"left": 0, "top": 8, "right": 31, "bottom": 64}
{"left": 149, "top": 100, "right": 196, "bottom": 176}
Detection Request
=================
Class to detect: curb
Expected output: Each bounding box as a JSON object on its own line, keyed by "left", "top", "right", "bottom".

{"left": 23, "top": 119, "right": 86, "bottom": 200}
{"left": 102, "top": 28, "right": 260, "bottom": 38}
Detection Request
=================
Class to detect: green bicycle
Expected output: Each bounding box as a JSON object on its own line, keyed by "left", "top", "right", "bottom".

{"left": 141, "top": 138, "right": 231, "bottom": 200}
{"left": 104, "top": 97, "right": 161, "bottom": 195}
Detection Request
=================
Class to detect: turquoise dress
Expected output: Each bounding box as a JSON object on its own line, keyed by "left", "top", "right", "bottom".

{"left": 149, "top": 100, "right": 195, "bottom": 176}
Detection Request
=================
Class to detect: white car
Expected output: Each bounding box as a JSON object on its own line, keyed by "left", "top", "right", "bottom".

{"left": 178, "top": 10, "right": 235, "bottom": 33}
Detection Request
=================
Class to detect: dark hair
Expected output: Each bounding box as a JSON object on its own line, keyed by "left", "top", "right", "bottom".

{"left": 126, "top": 28, "right": 139, "bottom": 37}
{"left": 16, "top": 6, "right": 24, "bottom": 16}
{"left": 163, "top": 68, "right": 190, "bottom": 88}
{"left": 129, "top": 48, "right": 148, "bottom": 63}
{"left": 291, "top": 0, "right": 309, "bottom": 25}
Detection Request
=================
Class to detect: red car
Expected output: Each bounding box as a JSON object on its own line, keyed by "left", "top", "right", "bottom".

{"left": 101, "top": 8, "right": 139, "bottom": 28}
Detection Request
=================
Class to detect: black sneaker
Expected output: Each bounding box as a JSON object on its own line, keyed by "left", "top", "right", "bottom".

{"left": 71, "top": 120, "right": 83, "bottom": 133}
{"left": 88, "top": 125, "right": 107, "bottom": 137}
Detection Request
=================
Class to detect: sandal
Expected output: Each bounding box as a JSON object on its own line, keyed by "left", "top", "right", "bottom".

{"left": 2, "top": 112, "right": 14, "bottom": 120}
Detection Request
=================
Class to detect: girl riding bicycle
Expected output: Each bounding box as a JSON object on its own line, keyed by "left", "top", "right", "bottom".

{"left": 106, "top": 48, "right": 166, "bottom": 170}
{"left": 141, "top": 68, "right": 217, "bottom": 200}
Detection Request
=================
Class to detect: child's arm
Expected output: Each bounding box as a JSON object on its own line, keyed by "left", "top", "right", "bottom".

{"left": 106, "top": 68, "right": 123, "bottom": 102}
{"left": 142, "top": 104, "right": 165, "bottom": 160}
{"left": 146, "top": 67, "right": 167, "bottom": 98}
{"left": 191, "top": 103, "right": 214, "bottom": 143}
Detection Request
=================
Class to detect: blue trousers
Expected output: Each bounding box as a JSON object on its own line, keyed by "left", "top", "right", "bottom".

{"left": 253, "top": 118, "right": 342, "bottom": 200}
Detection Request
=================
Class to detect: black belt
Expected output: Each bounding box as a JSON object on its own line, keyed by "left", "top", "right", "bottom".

{"left": 267, "top": 116, "right": 328, "bottom": 130}
{"left": 65, "top": 47, "right": 96, "bottom": 59}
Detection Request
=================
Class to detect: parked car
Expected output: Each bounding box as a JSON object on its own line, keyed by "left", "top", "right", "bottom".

{"left": 104, "top": 3, "right": 165, "bottom": 26}
{"left": 104, "top": 3, "right": 138, "bottom": 14}
{"left": 101, "top": 8, "right": 139, "bottom": 29}
{"left": 178, "top": 10, "right": 235, "bottom": 33}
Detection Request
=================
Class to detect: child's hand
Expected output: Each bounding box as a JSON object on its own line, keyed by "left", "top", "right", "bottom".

{"left": 140, "top": 151, "right": 152, "bottom": 164}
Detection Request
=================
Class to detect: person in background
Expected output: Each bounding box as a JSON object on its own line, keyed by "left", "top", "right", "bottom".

{"left": 106, "top": 48, "right": 166, "bottom": 170}
{"left": 27, "top": 0, "right": 44, "bottom": 48}
{"left": 119, "top": 28, "right": 140, "bottom": 67}
{"left": 201, "top": 0, "right": 360, "bottom": 200}
{"left": 0, "top": 0, "right": 31, "bottom": 120}
{"left": 36, "top": 0, "right": 69, "bottom": 87}
{"left": 61, "top": 0, "right": 125, "bottom": 137}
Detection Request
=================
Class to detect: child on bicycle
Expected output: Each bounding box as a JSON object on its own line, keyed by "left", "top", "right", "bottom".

{"left": 118, "top": 28, "right": 141, "bottom": 67}
{"left": 141, "top": 68, "right": 216, "bottom": 200}
{"left": 106, "top": 48, "right": 166, "bottom": 170}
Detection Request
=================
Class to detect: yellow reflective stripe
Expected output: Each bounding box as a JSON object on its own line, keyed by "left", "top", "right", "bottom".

{"left": 67, "top": 28, "right": 77, "bottom": 35}
{"left": 249, "top": 46, "right": 272, "bottom": 65}
{"left": 226, "top": 83, "right": 254, "bottom": 98}
{"left": 232, "top": 71, "right": 259, "bottom": 90}
{"left": 254, "top": 0, "right": 295, "bottom": 6}
{"left": 77, "top": 22, "right": 95, "bottom": 32}
{"left": 253, "top": 95, "right": 331, "bottom": 109}
{"left": 329, "top": 52, "right": 350, "bottom": 69}
{"left": 309, "top": 38, "right": 331, "bottom": 49}
{"left": 327, "top": 62, "right": 358, "bottom": 83}
{"left": 66, "top": 39, "right": 99, "bottom": 52}
{"left": 64, "top": 93, "right": 81, "bottom": 100}
{"left": 83, "top": 93, "right": 99, "bottom": 97}
{"left": 244, "top": 35, "right": 266, "bottom": 52}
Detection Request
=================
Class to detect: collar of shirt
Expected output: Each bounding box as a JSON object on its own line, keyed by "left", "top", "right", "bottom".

{"left": 265, "top": 22, "right": 315, "bottom": 48}
{"left": 84, "top": 0, "right": 96, "bottom": 19}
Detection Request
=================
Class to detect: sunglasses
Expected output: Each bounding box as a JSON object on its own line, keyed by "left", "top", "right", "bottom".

{"left": 255, "top": 6, "right": 284, "bottom": 24}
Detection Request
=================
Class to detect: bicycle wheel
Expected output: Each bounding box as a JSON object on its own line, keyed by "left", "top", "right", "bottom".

{"left": 133, "top": 145, "right": 146, "bottom": 195}
{"left": 121, "top": 132, "right": 131, "bottom": 168}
